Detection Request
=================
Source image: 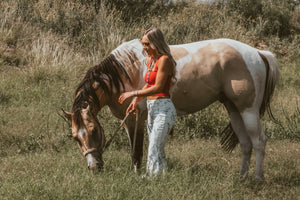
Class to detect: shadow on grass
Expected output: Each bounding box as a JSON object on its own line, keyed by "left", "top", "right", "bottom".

{"left": 271, "top": 171, "right": 300, "bottom": 187}
{"left": 239, "top": 170, "right": 300, "bottom": 196}
{"left": 168, "top": 157, "right": 227, "bottom": 178}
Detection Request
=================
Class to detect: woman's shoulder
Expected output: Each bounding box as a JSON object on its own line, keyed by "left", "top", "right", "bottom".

{"left": 157, "top": 55, "right": 173, "bottom": 73}
{"left": 159, "top": 55, "right": 169, "bottom": 60}
{"left": 158, "top": 55, "right": 172, "bottom": 65}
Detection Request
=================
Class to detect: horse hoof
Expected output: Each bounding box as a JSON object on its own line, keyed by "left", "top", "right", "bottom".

{"left": 239, "top": 171, "right": 248, "bottom": 181}
{"left": 254, "top": 175, "right": 265, "bottom": 182}
{"left": 134, "top": 165, "right": 141, "bottom": 174}
{"left": 239, "top": 175, "right": 247, "bottom": 181}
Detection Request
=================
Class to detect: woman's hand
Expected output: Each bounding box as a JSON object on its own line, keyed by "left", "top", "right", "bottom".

{"left": 118, "top": 91, "right": 133, "bottom": 104}
{"left": 126, "top": 97, "right": 139, "bottom": 114}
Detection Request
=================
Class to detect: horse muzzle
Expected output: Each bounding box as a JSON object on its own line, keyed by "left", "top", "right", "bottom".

{"left": 84, "top": 148, "right": 104, "bottom": 173}
{"left": 88, "top": 160, "right": 103, "bottom": 174}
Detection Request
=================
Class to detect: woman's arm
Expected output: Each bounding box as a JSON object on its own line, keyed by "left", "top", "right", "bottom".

{"left": 124, "top": 84, "right": 147, "bottom": 113}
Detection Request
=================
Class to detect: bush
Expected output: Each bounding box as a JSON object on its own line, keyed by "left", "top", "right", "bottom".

{"left": 227, "top": 0, "right": 298, "bottom": 37}
{"left": 227, "top": 0, "right": 263, "bottom": 21}
{"left": 261, "top": 0, "right": 295, "bottom": 37}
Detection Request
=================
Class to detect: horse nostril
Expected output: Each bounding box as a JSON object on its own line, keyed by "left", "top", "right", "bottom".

{"left": 98, "top": 163, "right": 103, "bottom": 170}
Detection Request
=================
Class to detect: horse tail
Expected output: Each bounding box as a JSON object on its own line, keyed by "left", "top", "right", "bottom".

{"left": 220, "top": 124, "right": 239, "bottom": 152}
{"left": 258, "top": 50, "right": 280, "bottom": 121}
{"left": 220, "top": 50, "right": 280, "bottom": 152}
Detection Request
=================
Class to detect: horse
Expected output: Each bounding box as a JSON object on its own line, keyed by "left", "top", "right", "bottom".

{"left": 62, "top": 38, "right": 279, "bottom": 180}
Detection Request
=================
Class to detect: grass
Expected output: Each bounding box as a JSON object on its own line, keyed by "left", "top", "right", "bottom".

{"left": 0, "top": 139, "right": 299, "bottom": 200}
{"left": 0, "top": 0, "right": 299, "bottom": 199}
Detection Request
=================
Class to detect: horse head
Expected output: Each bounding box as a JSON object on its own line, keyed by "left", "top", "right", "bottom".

{"left": 61, "top": 40, "right": 146, "bottom": 173}
{"left": 62, "top": 99, "right": 105, "bottom": 173}
{"left": 62, "top": 53, "right": 134, "bottom": 173}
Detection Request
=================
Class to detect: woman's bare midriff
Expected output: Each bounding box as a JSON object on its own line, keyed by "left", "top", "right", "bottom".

{"left": 147, "top": 96, "right": 170, "bottom": 100}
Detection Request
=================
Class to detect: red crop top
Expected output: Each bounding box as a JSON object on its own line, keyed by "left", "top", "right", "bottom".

{"left": 144, "top": 56, "right": 172, "bottom": 97}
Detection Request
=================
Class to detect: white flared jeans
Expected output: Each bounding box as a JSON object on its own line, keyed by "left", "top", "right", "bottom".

{"left": 146, "top": 98, "right": 176, "bottom": 176}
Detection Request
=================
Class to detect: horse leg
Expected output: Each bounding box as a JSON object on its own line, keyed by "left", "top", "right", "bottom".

{"left": 224, "top": 102, "right": 252, "bottom": 179}
{"left": 125, "top": 114, "right": 145, "bottom": 173}
{"left": 240, "top": 110, "right": 266, "bottom": 180}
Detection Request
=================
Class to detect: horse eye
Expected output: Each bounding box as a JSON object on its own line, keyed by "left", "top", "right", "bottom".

{"left": 92, "top": 127, "right": 99, "bottom": 136}
{"left": 81, "top": 102, "right": 88, "bottom": 109}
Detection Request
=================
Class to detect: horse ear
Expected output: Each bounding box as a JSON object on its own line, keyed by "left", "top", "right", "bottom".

{"left": 61, "top": 108, "right": 72, "bottom": 122}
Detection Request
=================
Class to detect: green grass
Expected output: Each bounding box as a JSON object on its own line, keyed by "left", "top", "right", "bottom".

{"left": 0, "top": 139, "right": 299, "bottom": 200}
{"left": 0, "top": 0, "right": 299, "bottom": 199}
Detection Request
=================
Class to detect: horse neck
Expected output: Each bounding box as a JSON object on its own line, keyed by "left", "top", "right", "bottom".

{"left": 94, "top": 87, "right": 110, "bottom": 112}
{"left": 111, "top": 39, "right": 146, "bottom": 85}
{"left": 92, "top": 39, "right": 146, "bottom": 118}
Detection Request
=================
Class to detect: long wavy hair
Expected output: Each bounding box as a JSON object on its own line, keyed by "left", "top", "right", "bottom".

{"left": 142, "top": 28, "right": 177, "bottom": 78}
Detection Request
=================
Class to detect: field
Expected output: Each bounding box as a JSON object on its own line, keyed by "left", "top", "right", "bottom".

{"left": 0, "top": 0, "right": 299, "bottom": 199}
{"left": 1, "top": 139, "right": 299, "bottom": 199}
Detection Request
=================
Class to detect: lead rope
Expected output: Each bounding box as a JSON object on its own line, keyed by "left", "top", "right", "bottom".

{"left": 102, "top": 109, "right": 134, "bottom": 153}
{"left": 132, "top": 110, "right": 139, "bottom": 156}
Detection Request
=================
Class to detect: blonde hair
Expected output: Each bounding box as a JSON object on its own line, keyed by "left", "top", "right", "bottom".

{"left": 142, "top": 28, "right": 177, "bottom": 78}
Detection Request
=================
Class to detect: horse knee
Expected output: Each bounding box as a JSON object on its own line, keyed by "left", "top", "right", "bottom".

{"left": 240, "top": 142, "right": 252, "bottom": 154}
{"left": 242, "top": 114, "right": 259, "bottom": 132}
{"left": 251, "top": 132, "right": 266, "bottom": 151}
{"left": 241, "top": 111, "right": 266, "bottom": 145}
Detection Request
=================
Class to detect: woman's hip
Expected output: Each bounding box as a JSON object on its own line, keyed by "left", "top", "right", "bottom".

{"left": 147, "top": 98, "right": 176, "bottom": 120}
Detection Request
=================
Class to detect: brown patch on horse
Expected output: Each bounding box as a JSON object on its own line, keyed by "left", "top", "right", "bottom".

{"left": 174, "top": 42, "right": 255, "bottom": 111}
{"left": 170, "top": 47, "right": 189, "bottom": 60}
{"left": 219, "top": 43, "right": 256, "bottom": 151}
{"left": 175, "top": 42, "right": 255, "bottom": 110}
{"left": 171, "top": 43, "right": 222, "bottom": 113}
{"left": 219, "top": 45, "right": 255, "bottom": 112}
{"left": 173, "top": 42, "right": 256, "bottom": 151}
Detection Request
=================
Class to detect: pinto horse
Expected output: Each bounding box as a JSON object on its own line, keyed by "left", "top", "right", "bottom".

{"left": 63, "top": 38, "right": 279, "bottom": 180}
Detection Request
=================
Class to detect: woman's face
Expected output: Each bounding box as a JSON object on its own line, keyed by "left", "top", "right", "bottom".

{"left": 141, "top": 35, "right": 157, "bottom": 57}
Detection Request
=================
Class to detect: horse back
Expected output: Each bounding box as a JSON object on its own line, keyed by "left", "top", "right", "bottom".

{"left": 170, "top": 39, "right": 267, "bottom": 115}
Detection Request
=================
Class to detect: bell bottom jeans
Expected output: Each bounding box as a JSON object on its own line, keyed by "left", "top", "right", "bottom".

{"left": 146, "top": 98, "right": 176, "bottom": 176}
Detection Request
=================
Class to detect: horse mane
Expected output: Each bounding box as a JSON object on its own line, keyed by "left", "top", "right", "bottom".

{"left": 72, "top": 54, "right": 131, "bottom": 126}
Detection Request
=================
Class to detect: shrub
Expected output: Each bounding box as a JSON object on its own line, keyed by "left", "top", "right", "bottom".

{"left": 227, "top": 0, "right": 298, "bottom": 37}
{"left": 227, "top": 0, "right": 263, "bottom": 21}
{"left": 261, "top": 0, "right": 295, "bottom": 37}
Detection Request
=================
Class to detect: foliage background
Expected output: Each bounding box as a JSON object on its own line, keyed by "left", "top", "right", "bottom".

{"left": 0, "top": 0, "right": 299, "bottom": 199}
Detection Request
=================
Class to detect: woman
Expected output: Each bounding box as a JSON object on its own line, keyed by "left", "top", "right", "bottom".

{"left": 118, "top": 28, "right": 177, "bottom": 177}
